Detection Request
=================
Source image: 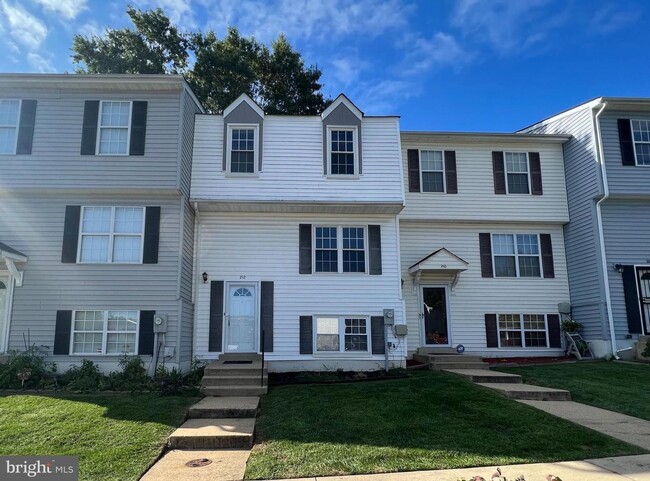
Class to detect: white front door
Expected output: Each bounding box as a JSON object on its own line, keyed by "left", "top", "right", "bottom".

{"left": 0, "top": 276, "right": 8, "bottom": 353}
{"left": 225, "top": 284, "right": 257, "bottom": 352}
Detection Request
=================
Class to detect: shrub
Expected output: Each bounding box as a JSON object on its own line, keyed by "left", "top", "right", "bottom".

{"left": 643, "top": 339, "right": 650, "bottom": 358}
{"left": 183, "top": 358, "right": 207, "bottom": 387}
{"left": 0, "top": 345, "right": 49, "bottom": 389}
{"left": 154, "top": 365, "right": 185, "bottom": 395}
{"left": 560, "top": 319, "right": 583, "bottom": 332}
{"left": 62, "top": 359, "right": 103, "bottom": 392}
{"left": 106, "top": 356, "right": 151, "bottom": 392}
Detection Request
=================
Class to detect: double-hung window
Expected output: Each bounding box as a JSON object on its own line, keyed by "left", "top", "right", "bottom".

{"left": 505, "top": 152, "right": 530, "bottom": 194}
{"left": 98, "top": 101, "right": 131, "bottom": 155}
{"left": 78, "top": 207, "right": 145, "bottom": 263}
{"left": 492, "top": 234, "right": 541, "bottom": 278}
{"left": 315, "top": 226, "right": 366, "bottom": 273}
{"left": 420, "top": 150, "right": 445, "bottom": 192}
{"left": 328, "top": 127, "right": 357, "bottom": 176}
{"left": 631, "top": 120, "right": 650, "bottom": 166}
{"left": 315, "top": 316, "right": 369, "bottom": 353}
{"left": 227, "top": 125, "right": 257, "bottom": 174}
{"left": 498, "top": 314, "right": 548, "bottom": 348}
{"left": 0, "top": 100, "right": 20, "bottom": 154}
{"left": 71, "top": 310, "right": 139, "bottom": 355}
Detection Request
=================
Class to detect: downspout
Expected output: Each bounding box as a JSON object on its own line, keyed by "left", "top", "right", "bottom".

{"left": 592, "top": 101, "right": 619, "bottom": 358}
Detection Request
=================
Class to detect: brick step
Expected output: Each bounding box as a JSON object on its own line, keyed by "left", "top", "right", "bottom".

{"left": 201, "top": 375, "right": 267, "bottom": 387}
{"left": 443, "top": 369, "right": 522, "bottom": 384}
{"left": 168, "top": 418, "right": 254, "bottom": 449}
{"left": 201, "top": 385, "right": 268, "bottom": 397}
{"left": 431, "top": 361, "right": 489, "bottom": 371}
{"left": 476, "top": 382, "right": 571, "bottom": 401}
{"left": 188, "top": 396, "right": 259, "bottom": 419}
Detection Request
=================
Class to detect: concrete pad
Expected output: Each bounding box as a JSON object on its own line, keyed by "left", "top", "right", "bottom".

{"left": 588, "top": 454, "right": 650, "bottom": 481}
{"left": 189, "top": 396, "right": 259, "bottom": 418}
{"left": 141, "top": 449, "right": 249, "bottom": 481}
{"left": 169, "top": 418, "right": 255, "bottom": 449}
{"left": 520, "top": 400, "right": 650, "bottom": 451}
{"left": 476, "top": 382, "right": 571, "bottom": 400}
{"left": 443, "top": 369, "right": 522, "bottom": 383}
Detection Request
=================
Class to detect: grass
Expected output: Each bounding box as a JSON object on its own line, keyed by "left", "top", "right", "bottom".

{"left": 497, "top": 361, "right": 650, "bottom": 420}
{"left": 245, "top": 371, "right": 645, "bottom": 480}
{"left": 0, "top": 393, "right": 198, "bottom": 481}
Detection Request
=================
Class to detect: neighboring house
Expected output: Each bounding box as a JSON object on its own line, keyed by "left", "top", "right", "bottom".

{"left": 521, "top": 98, "right": 650, "bottom": 358}
{"left": 0, "top": 74, "right": 202, "bottom": 372}
{"left": 399, "top": 132, "right": 572, "bottom": 357}
{"left": 191, "top": 93, "right": 407, "bottom": 371}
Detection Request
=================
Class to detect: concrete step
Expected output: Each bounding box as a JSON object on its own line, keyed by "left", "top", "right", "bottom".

{"left": 218, "top": 353, "right": 262, "bottom": 362}
{"left": 201, "top": 375, "right": 267, "bottom": 387}
{"left": 428, "top": 355, "right": 484, "bottom": 362}
{"left": 417, "top": 347, "right": 458, "bottom": 355}
{"left": 431, "top": 361, "right": 489, "bottom": 370}
{"left": 168, "top": 418, "right": 255, "bottom": 449}
{"left": 188, "top": 396, "right": 259, "bottom": 419}
{"left": 201, "top": 385, "right": 268, "bottom": 397}
{"left": 443, "top": 369, "right": 523, "bottom": 384}
{"left": 476, "top": 382, "right": 571, "bottom": 401}
{"left": 204, "top": 361, "right": 267, "bottom": 376}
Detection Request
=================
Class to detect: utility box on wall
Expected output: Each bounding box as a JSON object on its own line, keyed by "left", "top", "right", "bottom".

{"left": 153, "top": 314, "right": 168, "bottom": 333}
{"left": 383, "top": 309, "right": 395, "bottom": 325}
{"left": 394, "top": 324, "right": 408, "bottom": 336}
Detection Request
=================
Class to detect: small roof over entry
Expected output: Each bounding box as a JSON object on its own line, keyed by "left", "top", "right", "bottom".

{"left": 0, "top": 242, "right": 27, "bottom": 286}
{"left": 409, "top": 248, "right": 468, "bottom": 274}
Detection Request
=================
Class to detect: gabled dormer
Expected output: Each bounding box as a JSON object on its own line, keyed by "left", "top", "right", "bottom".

{"left": 222, "top": 94, "right": 265, "bottom": 175}
{"left": 321, "top": 94, "right": 363, "bottom": 177}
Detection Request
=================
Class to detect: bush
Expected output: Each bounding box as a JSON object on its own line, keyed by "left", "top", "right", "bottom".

{"left": 0, "top": 345, "right": 49, "bottom": 389}
{"left": 105, "top": 356, "right": 151, "bottom": 392}
{"left": 62, "top": 359, "right": 103, "bottom": 392}
{"left": 560, "top": 319, "right": 583, "bottom": 332}
{"left": 183, "top": 358, "right": 207, "bottom": 387}
{"left": 643, "top": 339, "right": 650, "bottom": 358}
{"left": 154, "top": 365, "right": 185, "bottom": 395}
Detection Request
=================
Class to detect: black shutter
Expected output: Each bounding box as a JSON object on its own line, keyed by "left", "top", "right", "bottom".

{"left": 371, "top": 316, "right": 385, "bottom": 354}
{"left": 80, "top": 100, "right": 99, "bottom": 155}
{"left": 540, "top": 234, "right": 555, "bottom": 278}
{"left": 368, "top": 225, "right": 382, "bottom": 275}
{"left": 53, "top": 310, "right": 72, "bottom": 355}
{"left": 407, "top": 149, "right": 420, "bottom": 192}
{"left": 529, "top": 152, "right": 543, "bottom": 195}
{"left": 492, "top": 151, "right": 506, "bottom": 194}
{"left": 16, "top": 99, "right": 37, "bottom": 155}
{"left": 485, "top": 314, "right": 498, "bottom": 348}
{"left": 61, "top": 206, "right": 81, "bottom": 263}
{"left": 138, "top": 311, "right": 155, "bottom": 356}
{"left": 209, "top": 281, "right": 224, "bottom": 352}
{"left": 622, "top": 266, "right": 643, "bottom": 334}
{"left": 129, "top": 101, "right": 148, "bottom": 156}
{"left": 299, "top": 315, "right": 313, "bottom": 354}
{"left": 299, "top": 224, "right": 312, "bottom": 274}
{"left": 444, "top": 150, "right": 457, "bottom": 194}
{"left": 260, "top": 281, "right": 274, "bottom": 352}
{"left": 547, "top": 314, "right": 561, "bottom": 348}
{"left": 143, "top": 206, "right": 160, "bottom": 264}
{"left": 479, "top": 233, "right": 493, "bottom": 278}
{"left": 618, "top": 119, "right": 636, "bottom": 166}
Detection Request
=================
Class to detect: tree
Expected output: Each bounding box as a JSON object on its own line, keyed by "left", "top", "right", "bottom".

{"left": 72, "top": 7, "right": 329, "bottom": 114}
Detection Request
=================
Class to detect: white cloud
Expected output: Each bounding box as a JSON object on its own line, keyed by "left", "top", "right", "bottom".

{"left": 400, "top": 32, "right": 472, "bottom": 76}
{"left": 590, "top": 4, "right": 641, "bottom": 34}
{"left": 133, "top": 0, "right": 195, "bottom": 26}
{"left": 31, "top": 0, "right": 87, "bottom": 20}
{"left": 328, "top": 55, "right": 371, "bottom": 89}
{"left": 0, "top": 1, "right": 48, "bottom": 51}
{"left": 27, "top": 52, "right": 57, "bottom": 72}
{"left": 78, "top": 20, "right": 103, "bottom": 38}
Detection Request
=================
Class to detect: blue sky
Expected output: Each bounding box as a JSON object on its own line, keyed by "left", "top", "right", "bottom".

{"left": 0, "top": 0, "right": 647, "bottom": 131}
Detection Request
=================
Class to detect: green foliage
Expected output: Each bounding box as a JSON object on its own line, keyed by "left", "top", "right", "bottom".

{"left": 154, "top": 365, "right": 185, "bottom": 395}
{"left": 642, "top": 338, "right": 650, "bottom": 358}
{"left": 0, "top": 345, "right": 49, "bottom": 389}
{"left": 183, "top": 358, "right": 207, "bottom": 387}
{"left": 560, "top": 319, "right": 584, "bottom": 332}
{"left": 105, "top": 356, "right": 151, "bottom": 392}
{"left": 72, "top": 8, "right": 329, "bottom": 114}
{"left": 61, "top": 359, "right": 103, "bottom": 392}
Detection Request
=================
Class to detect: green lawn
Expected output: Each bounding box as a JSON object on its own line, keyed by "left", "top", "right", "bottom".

{"left": 0, "top": 393, "right": 198, "bottom": 481}
{"left": 245, "top": 371, "right": 645, "bottom": 480}
{"left": 497, "top": 361, "right": 650, "bottom": 420}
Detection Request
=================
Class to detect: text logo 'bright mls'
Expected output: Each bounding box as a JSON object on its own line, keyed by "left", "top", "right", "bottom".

{"left": 0, "top": 457, "right": 78, "bottom": 480}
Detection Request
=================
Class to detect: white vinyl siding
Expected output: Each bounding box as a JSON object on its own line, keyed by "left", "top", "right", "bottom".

{"left": 314, "top": 226, "right": 366, "bottom": 274}
{"left": 498, "top": 313, "right": 548, "bottom": 348}
{"left": 71, "top": 310, "right": 139, "bottom": 355}
{"left": 0, "top": 99, "right": 20, "bottom": 154}
{"left": 227, "top": 124, "right": 258, "bottom": 174}
{"left": 315, "top": 316, "right": 369, "bottom": 353}
{"left": 78, "top": 206, "right": 145, "bottom": 264}
{"left": 97, "top": 101, "right": 131, "bottom": 155}
{"left": 420, "top": 150, "right": 445, "bottom": 192}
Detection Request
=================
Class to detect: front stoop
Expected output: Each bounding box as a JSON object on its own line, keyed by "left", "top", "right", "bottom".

{"left": 414, "top": 350, "right": 489, "bottom": 371}
{"left": 201, "top": 354, "right": 268, "bottom": 396}
{"left": 188, "top": 396, "right": 260, "bottom": 419}
{"left": 168, "top": 418, "right": 255, "bottom": 449}
{"left": 476, "top": 382, "right": 572, "bottom": 401}
{"left": 443, "top": 368, "right": 523, "bottom": 384}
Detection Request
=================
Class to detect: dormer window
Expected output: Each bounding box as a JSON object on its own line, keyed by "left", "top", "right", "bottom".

{"left": 227, "top": 125, "right": 258, "bottom": 174}
{"left": 328, "top": 127, "right": 357, "bottom": 176}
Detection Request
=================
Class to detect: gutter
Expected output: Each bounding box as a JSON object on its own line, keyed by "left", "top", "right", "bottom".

{"left": 592, "top": 101, "right": 619, "bottom": 358}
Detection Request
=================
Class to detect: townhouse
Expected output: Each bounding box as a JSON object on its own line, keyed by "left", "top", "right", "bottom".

{"left": 521, "top": 98, "right": 650, "bottom": 358}
{"left": 399, "top": 132, "right": 571, "bottom": 357}
{"left": 0, "top": 74, "right": 202, "bottom": 372}
{"left": 190, "top": 94, "right": 407, "bottom": 371}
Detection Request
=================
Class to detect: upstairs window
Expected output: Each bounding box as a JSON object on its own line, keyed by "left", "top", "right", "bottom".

{"left": 631, "top": 120, "right": 650, "bottom": 166}
{"left": 505, "top": 152, "right": 530, "bottom": 194}
{"left": 420, "top": 150, "right": 445, "bottom": 192}
{"left": 492, "top": 234, "right": 541, "bottom": 278}
{"left": 98, "top": 101, "right": 131, "bottom": 155}
{"left": 0, "top": 100, "right": 20, "bottom": 154}
{"left": 79, "top": 206, "right": 145, "bottom": 263}
{"left": 328, "top": 127, "right": 357, "bottom": 176}
{"left": 227, "top": 125, "right": 257, "bottom": 174}
{"left": 314, "top": 226, "right": 366, "bottom": 273}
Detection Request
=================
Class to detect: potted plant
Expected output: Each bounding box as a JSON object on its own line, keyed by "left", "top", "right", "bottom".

{"left": 560, "top": 319, "right": 583, "bottom": 333}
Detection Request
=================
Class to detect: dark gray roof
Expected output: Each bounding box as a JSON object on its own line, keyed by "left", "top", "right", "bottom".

{"left": 0, "top": 242, "right": 26, "bottom": 258}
